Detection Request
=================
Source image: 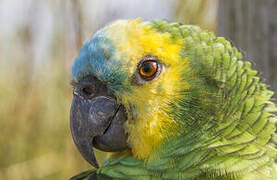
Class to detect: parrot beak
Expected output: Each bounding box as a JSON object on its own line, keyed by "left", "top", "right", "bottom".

{"left": 70, "top": 93, "right": 128, "bottom": 168}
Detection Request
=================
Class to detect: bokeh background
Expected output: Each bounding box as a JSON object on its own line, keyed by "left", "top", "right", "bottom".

{"left": 0, "top": 0, "right": 276, "bottom": 179}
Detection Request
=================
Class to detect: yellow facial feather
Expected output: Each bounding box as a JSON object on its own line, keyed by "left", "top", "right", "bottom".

{"left": 106, "top": 19, "right": 190, "bottom": 159}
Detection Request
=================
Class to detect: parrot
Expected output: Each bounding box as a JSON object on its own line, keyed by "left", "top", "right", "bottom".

{"left": 69, "top": 19, "right": 277, "bottom": 180}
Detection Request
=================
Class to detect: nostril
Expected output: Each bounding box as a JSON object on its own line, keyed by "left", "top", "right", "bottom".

{"left": 82, "top": 86, "right": 94, "bottom": 96}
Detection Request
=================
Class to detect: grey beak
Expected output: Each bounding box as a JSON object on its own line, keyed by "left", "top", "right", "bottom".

{"left": 70, "top": 95, "right": 118, "bottom": 168}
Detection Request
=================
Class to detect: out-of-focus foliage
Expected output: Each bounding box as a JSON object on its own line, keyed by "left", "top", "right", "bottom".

{"left": 0, "top": 0, "right": 217, "bottom": 179}
{"left": 0, "top": 59, "right": 87, "bottom": 179}
{"left": 175, "top": 0, "right": 217, "bottom": 31}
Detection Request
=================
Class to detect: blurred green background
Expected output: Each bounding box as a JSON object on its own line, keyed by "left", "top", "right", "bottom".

{"left": 0, "top": 0, "right": 217, "bottom": 179}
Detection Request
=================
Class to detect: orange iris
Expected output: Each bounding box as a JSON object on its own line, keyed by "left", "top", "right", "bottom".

{"left": 139, "top": 60, "right": 157, "bottom": 79}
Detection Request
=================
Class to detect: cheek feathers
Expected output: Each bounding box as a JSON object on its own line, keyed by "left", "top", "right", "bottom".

{"left": 105, "top": 19, "right": 190, "bottom": 159}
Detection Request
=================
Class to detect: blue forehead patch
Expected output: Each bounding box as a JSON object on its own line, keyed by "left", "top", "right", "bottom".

{"left": 71, "top": 29, "right": 127, "bottom": 87}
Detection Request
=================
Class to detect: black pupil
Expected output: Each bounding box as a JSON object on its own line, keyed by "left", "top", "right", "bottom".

{"left": 142, "top": 62, "right": 154, "bottom": 74}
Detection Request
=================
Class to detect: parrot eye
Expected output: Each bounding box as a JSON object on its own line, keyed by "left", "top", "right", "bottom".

{"left": 137, "top": 56, "right": 161, "bottom": 82}
{"left": 139, "top": 61, "right": 157, "bottom": 78}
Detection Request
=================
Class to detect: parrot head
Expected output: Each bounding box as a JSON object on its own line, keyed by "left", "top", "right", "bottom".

{"left": 70, "top": 19, "right": 194, "bottom": 167}
{"left": 70, "top": 19, "right": 277, "bottom": 178}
